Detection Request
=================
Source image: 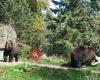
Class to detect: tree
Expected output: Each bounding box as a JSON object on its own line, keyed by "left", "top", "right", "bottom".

{"left": 90, "top": 0, "right": 100, "bottom": 11}
{"left": 0, "top": 0, "right": 48, "bottom": 48}
{"left": 43, "top": 0, "right": 100, "bottom": 57}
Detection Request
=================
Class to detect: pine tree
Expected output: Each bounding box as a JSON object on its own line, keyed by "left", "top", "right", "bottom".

{"left": 0, "top": 0, "right": 47, "bottom": 48}
{"left": 44, "top": 0, "right": 100, "bottom": 57}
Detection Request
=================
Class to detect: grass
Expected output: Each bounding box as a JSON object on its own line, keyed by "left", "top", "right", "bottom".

{"left": 0, "top": 56, "right": 100, "bottom": 80}
{"left": 20, "top": 54, "right": 66, "bottom": 66}
{"left": 32, "top": 66, "right": 90, "bottom": 80}
{"left": 0, "top": 66, "right": 42, "bottom": 80}
{"left": 37, "top": 58, "right": 65, "bottom": 66}
{"left": 0, "top": 63, "right": 100, "bottom": 80}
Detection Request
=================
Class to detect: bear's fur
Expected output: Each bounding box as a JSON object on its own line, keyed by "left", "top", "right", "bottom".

{"left": 71, "top": 46, "right": 96, "bottom": 68}
{"left": 3, "top": 40, "right": 19, "bottom": 62}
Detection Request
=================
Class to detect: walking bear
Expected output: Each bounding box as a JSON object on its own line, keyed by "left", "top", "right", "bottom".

{"left": 3, "top": 40, "right": 19, "bottom": 62}
{"left": 71, "top": 46, "right": 96, "bottom": 68}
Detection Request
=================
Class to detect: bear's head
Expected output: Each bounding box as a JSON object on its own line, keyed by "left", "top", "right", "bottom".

{"left": 5, "top": 40, "right": 13, "bottom": 50}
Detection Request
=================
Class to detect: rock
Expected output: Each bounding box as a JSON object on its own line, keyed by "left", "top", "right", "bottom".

{"left": 0, "top": 23, "right": 17, "bottom": 60}
{"left": 0, "top": 24, "right": 7, "bottom": 49}
{"left": 5, "top": 24, "right": 17, "bottom": 41}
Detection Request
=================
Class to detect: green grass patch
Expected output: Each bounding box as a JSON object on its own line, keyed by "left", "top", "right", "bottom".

{"left": 0, "top": 66, "right": 42, "bottom": 80}
{"left": 0, "top": 56, "right": 100, "bottom": 80}
{"left": 0, "top": 63, "right": 100, "bottom": 80}
{"left": 37, "top": 58, "right": 65, "bottom": 66}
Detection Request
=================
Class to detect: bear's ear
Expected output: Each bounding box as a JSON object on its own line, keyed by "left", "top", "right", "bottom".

{"left": 84, "top": 45, "right": 93, "bottom": 50}
{"left": 11, "top": 42, "right": 13, "bottom": 45}
{"left": 88, "top": 46, "right": 94, "bottom": 50}
{"left": 9, "top": 40, "right": 13, "bottom": 45}
{"left": 6, "top": 41, "right": 9, "bottom": 44}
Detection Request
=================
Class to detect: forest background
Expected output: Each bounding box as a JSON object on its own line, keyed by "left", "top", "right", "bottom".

{"left": 0, "top": 0, "right": 100, "bottom": 59}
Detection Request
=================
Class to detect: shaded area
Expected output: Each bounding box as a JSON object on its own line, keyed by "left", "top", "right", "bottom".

{"left": 0, "top": 63, "right": 100, "bottom": 80}
{"left": 32, "top": 66, "right": 100, "bottom": 80}
{"left": 61, "top": 62, "right": 72, "bottom": 67}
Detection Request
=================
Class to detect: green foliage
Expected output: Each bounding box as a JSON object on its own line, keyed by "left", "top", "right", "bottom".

{"left": 10, "top": 64, "right": 34, "bottom": 72}
{"left": 0, "top": 0, "right": 30, "bottom": 23}
{"left": 28, "top": 0, "right": 47, "bottom": 13}
{"left": 91, "top": 0, "right": 100, "bottom": 11}
{"left": 43, "top": 0, "right": 100, "bottom": 58}
{"left": 0, "top": 0, "right": 47, "bottom": 48}
{"left": 0, "top": 61, "right": 100, "bottom": 80}
{"left": 0, "top": 66, "right": 42, "bottom": 80}
{"left": 37, "top": 55, "right": 65, "bottom": 66}
{"left": 0, "top": 0, "right": 100, "bottom": 59}
{"left": 18, "top": 42, "right": 31, "bottom": 58}
{"left": 10, "top": 64, "right": 99, "bottom": 80}
{"left": 80, "top": 73, "right": 100, "bottom": 80}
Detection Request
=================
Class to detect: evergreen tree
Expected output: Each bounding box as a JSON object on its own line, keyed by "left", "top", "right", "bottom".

{"left": 0, "top": 0, "right": 48, "bottom": 48}
{"left": 44, "top": 0, "right": 100, "bottom": 57}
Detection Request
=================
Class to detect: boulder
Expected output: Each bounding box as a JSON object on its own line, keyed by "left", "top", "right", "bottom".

{"left": 0, "top": 23, "right": 17, "bottom": 60}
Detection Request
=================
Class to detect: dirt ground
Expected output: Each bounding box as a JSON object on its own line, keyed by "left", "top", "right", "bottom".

{"left": 0, "top": 60, "right": 24, "bottom": 67}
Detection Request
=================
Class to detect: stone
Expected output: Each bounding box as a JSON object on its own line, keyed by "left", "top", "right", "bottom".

{"left": 0, "top": 23, "right": 17, "bottom": 60}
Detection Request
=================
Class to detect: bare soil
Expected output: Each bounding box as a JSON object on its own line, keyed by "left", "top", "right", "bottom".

{"left": 0, "top": 60, "right": 24, "bottom": 67}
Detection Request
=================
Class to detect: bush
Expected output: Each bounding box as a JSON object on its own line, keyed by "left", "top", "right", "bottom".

{"left": 18, "top": 42, "right": 31, "bottom": 59}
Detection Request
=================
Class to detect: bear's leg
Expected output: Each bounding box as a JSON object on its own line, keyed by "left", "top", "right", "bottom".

{"left": 4, "top": 55, "right": 8, "bottom": 62}
{"left": 14, "top": 55, "right": 18, "bottom": 62}
{"left": 9, "top": 53, "right": 14, "bottom": 62}
{"left": 3, "top": 52, "right": 9, "bottom": 62}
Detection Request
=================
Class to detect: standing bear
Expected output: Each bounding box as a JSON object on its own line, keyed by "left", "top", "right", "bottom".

{"left": 3, "top": 40, "right": 19, "bottom": 62}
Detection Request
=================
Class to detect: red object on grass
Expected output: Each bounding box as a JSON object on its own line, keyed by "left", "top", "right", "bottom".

{"left": 28, "top": 48, "right": 43, "bottom": 61}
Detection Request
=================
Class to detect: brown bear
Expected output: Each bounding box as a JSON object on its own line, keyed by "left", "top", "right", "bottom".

{"left": 71, "top": 46, "right": 96, "bottom": 68}
{"left": 3, "top": 40, "right": 19, "bottom": 62}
